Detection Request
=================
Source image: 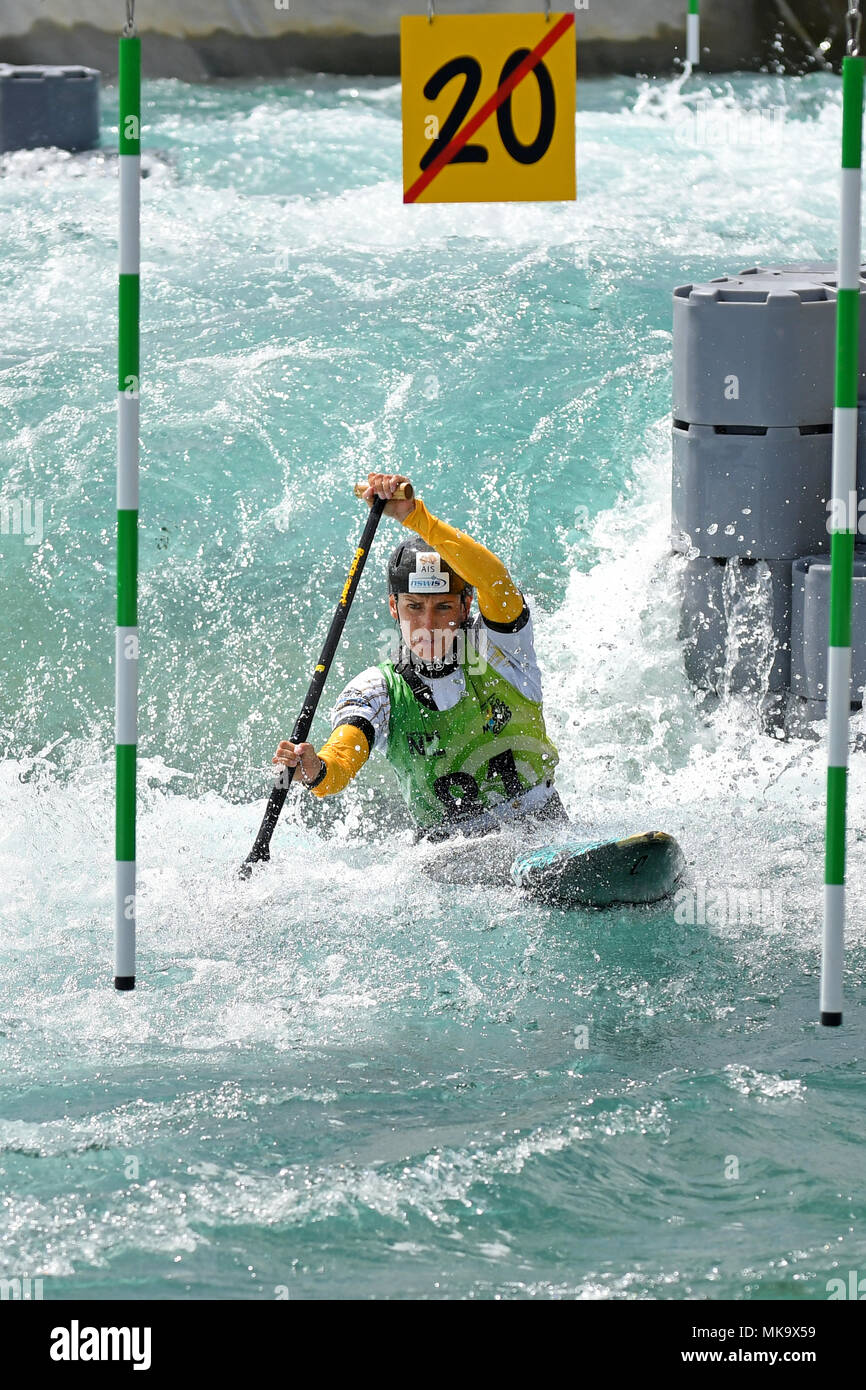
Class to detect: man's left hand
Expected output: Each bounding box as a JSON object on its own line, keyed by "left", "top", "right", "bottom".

{"left": 361, "top": 472, "right": 415, "bottom": 522}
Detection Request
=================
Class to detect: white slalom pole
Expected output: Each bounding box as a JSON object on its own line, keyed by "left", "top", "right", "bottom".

{"left": 115, "top": 4, "right": 140, "bottom": 990}
{"left": 686, "top": 1, "right": 700, "bottom": 67}
{"left": 822, "top": 7, "right": 864, "bottom": 1027}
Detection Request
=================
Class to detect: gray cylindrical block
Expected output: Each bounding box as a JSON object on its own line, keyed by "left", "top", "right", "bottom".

{"left": 672, "top": 424, "right": 832, "bottom": 560}
{"left": 786, "top": 696, "right": 832, "bottom": 737}
{"left": 790, "top": 552, "right": 866, "bottom": 703}
{"left": 678, "top": 557, "right": 725, "bottom": 691}
{"left": 0, "top": 64, "right": 100, "bottom": 154}
{"left": 678, "top": 556, "right": 791, "bottom": 695}
{"left": 673, "top": 262, "right": 866, "bottom": 724}
{"left": 673, "top": 265, "right": 866, "bottom": 428}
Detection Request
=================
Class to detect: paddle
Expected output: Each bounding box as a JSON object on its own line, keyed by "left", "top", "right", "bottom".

{"left": 239, "top": 481, "right": 413, "bottom": 878}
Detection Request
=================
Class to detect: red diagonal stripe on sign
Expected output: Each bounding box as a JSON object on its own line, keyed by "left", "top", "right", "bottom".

{"left": 404, "top": 12, "right": 575, "bottom": 205}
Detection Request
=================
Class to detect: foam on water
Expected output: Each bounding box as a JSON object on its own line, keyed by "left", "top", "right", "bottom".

{"left": 1, "top": 71, "right": 864, "bottom": 1300}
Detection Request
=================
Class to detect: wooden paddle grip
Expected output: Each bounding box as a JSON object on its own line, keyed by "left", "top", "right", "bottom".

{"left": 353, "top": 482, "right": 414, "bottom": 501}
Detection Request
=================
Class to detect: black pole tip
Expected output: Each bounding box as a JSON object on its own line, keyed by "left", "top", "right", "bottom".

{"left": 821, "top": 1011, "right": 842, "bottom": 1027}
{"left": 114, "top": 976, "right": 135, "bottom": 991}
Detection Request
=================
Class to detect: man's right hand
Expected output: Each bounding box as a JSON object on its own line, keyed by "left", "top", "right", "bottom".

{"left": 273, "top": 741, "right": 322, "bottom": 785}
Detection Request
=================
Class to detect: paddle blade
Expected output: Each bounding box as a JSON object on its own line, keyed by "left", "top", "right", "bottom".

{"left": 238, "top": 842, "right": 270, "bottom": 881}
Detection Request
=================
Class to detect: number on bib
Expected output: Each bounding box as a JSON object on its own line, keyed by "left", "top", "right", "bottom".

{"left": 486, "top": 749, "right": 523, "bottom": 798}
{"left": 432, "top": 770, "right": 483, "bottom": 820}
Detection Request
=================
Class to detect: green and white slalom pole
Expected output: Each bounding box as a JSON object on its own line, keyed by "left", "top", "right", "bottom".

{"left": 116, "top": 1, "right": 140, "bottom": 991}
{"left": 686, "top": 1, "right": 700, "bottom": 67}
{"left": 823, "top": 8, "right": 864, "bottom": 1028}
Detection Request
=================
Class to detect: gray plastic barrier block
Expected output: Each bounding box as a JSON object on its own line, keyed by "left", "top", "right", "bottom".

{"left": 785, "top": 696, "right": 832, "bottom": 736}
{"left": 672, "top": 423, "right": 832, "bottom": 560}
{"left": 678, "top": 556, "right": 791, "bottom": 695}
{"left": 678, "top": 557, "right": 725, "bottom": 691}
{"left": 673, "top": 265, "right": 866, "bottom": 428}
{"left": 790, "top": 552, "right": 866, "bottom": 703}
{"left": 0, "top": 64, "right": 100, "bottom": 154}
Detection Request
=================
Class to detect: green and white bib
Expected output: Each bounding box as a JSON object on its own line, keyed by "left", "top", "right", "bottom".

{"left": 379, "top": 653, "right": 559, "bottom": 830}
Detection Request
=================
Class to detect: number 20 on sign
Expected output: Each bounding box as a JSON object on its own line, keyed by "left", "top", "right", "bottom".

{"left": 401, "top": 12, "right": 576, "bottom": 205}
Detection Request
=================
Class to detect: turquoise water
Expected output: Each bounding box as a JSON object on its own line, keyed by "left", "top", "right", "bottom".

{"left": 0, "top": 71, "right": 864, "bottom": 1300}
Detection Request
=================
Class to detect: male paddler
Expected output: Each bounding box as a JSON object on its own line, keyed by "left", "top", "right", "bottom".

{"left": 273, "top": 473, "right": 568, "bottom": 854}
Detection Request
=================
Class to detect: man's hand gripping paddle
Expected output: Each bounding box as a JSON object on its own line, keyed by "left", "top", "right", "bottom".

{"left": 239, "top": 480, "right": 413, "bottom": 878}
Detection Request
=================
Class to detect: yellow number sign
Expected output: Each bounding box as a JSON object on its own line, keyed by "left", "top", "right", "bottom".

{"left": 401, "top": 12, "right": 576, "bottom": 205}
